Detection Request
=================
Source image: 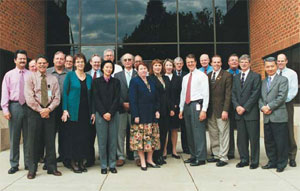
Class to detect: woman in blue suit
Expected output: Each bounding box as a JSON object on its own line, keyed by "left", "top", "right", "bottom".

{"left": 61, "top": 53, "right": 94, "bottom": 173}
{"left": 129, "top": 62, "right": 160, "bottom": 171}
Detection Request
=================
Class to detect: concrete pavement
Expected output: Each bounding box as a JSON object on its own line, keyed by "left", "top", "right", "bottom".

{"left": 0, "top": 135, "right": 300, "bottom": 191}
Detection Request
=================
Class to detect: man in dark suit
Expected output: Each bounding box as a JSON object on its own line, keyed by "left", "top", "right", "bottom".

{"left": 207, "top": 55, "right": 232, "bottom": 167}
{"left": 232, "top": 54, "right": 261, "bottom": 169}
{"left": 173, "top": 57, "right": 189, "bottom": 154}
{"left": 114, "top": 53, "right": 137, "bottom": 167}
{"left": 259, "top": 57, "right": 289, "bottom": 173}
{"left": 85, "top": 54, "right": 102, "bottom": 167}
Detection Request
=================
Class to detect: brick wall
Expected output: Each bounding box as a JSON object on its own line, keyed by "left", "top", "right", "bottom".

{"left": 249, "top": 0, "right": 300, "bottom": 77}
{"left": 0, "top": 0, "right": 46, "bottom": 59}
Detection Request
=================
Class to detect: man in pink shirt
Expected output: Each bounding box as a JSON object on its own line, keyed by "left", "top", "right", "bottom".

{"left": 1, "top": 50, "right": 30, "bottom": 174}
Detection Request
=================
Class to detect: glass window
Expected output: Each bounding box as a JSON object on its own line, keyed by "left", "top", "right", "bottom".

{"left": 81, "top": 0, "right": 116, "bottom": 44}
{"left": 47, "top": 0, "right": 79, "bottom": 44}
{"left": 81, "top": 46, "right": 116, "bottom": 61}
{"left": 118, "top": 0, "right": 177, "bottom": 43}
{"left": 215, "top": 0, "right": 249, "bottom": 42}
{"left": 216, "top": 44, "right": 249, "bottom": 69}
{"left": 179, "top": 0, "right": 214, "bottom": 42}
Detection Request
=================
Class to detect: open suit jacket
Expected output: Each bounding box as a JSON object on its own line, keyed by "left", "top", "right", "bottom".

{"left": 259, "top": 74, "right": 288, "bottom": 123}
{"left": 207, "top": 69, "right": 232, "bottom": 118}
{"left": 114, "top": 70, "right": 137, "bottom": 113}
{"left": 232, "top": 70, "right": 261, "bottom": 120}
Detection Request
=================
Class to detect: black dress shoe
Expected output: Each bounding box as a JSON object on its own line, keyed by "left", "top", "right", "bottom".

{"left": 276, "top": 168, "right": 284, "bottom": 172}
{"left": 47, "top": 170, "right": 62, "bottom": 176}
{"left": 79, "top": 166, "right": 88, "bottom": 173}
{"left": 207, "top": 158, "right": 220, "bottom": 163}
{"left": 190, "top": 160, "right": 205, "bottom": 166}
{"left": 228, "top": 155, "right": 235, "bottom": 160}
{"left": 147, "top": 162, "right": 160, "bottom": 168}
{"left": 109, "top": 168, "right": 117, "bottom": 174}
{"left": 184, "top": 158, "right": 195, "bottom": 163}
{"left": 216, "top": 160, "right": 228, "bottom": 167}
{"left": 289, "top": 160, "right": 297, "bottom": 167}
{"left": 250, "top": 164, "right": 259, "bottom": 169}
{"left": 141, "top": 166, "right": 147, "bottom": 171}
{"left": 236, "top": 161, "right": 249, "bottom": 168}
{"left": 172, "top": 154, "right": 180, "bottom": 159}
{"left": 8, "top": 167, "right": 19, "bottom": 174}
{"left": 71, "top": 165, "right": 82, "bottom": 173}
{"left": 27, "top": 172, "right": 36, "bottom": 179}
{"left": 262, "top": 163, "right": 276, "bottom": 169}
{"left": 101, "top": 169, "right": 107, "bottom": 174}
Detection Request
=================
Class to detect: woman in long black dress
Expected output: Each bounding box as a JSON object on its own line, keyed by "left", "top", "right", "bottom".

{"left": 61, "top": 53, "right": 94, "bottom": 173}
{"left": 163, "top": 59, "right": 181, "bottom": 159}
{"left": 149, "top": 59, "right": 171, "bottom": 165}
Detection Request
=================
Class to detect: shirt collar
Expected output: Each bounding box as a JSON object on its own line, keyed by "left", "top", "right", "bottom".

{"left": 241, "top": 69, "right": 250, "bottom": 76}
{"left": 125, "top": 68, "right": 133, "bottom": 74}
{"left": 38, "top": 71, "right": 47, "bottom": 77}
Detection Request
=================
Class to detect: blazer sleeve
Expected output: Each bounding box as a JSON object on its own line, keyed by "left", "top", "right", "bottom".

{"left": 231, "top": 77, "right": 239, "bottom": 110}
{"left": 223, "top": 73, "right": 233, "bottom": 112}
{"left": 268, "top": 77, "right": 288, "bottom": 111}
{"left": 129, "top": 78, "right": 139, "bottom": 119}
{"left": 92, "top": 79, "right": 106, "bottom": 116}
{"left": 243, "top": 74, "right": 261, "bottom": 111}
{"left": 108, "top": 79, "right": 120, "bottom": 116}
{"left": 62, "top": 72, "right": 71, "bottom": 111}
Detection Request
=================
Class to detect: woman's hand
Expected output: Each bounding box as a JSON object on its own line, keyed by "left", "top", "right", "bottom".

{"left": 61, "top": 110, "right": 70, "bottom": 122}
{"left": 170, "top": 110, "right": 175, "bottom": 117}
{"left": 91, "top": 114, "right": 96, "bottom": 125}
{"left": 134, "top": 117, "right": 140, "bottom": 124}
{"left": 103, "top": 113, "right": 111, "bottom": 121}
{"left": 155, "top": 111, "right": 160, "bottom": 119}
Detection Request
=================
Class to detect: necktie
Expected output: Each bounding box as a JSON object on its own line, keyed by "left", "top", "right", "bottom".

{"left": 211, "top": 72, "right": 216, "bottom": 83}
{"left": 126, "top": 71, "right": 131, "bottom": 87}
{"left": 204, "top": 68, "right": 207, "bottom": 74}
{"left": 93, "top": 71, "right": 97, "bottom": 80}
{"left": 241, "top": 72, "right": 245, "bottom": 88}
{"left": 279, "top": 71, "right": 282, "bottom": 76}
{"left": 19, "top": 71, "right": 25, "bottom": 105}
{"left": 267, "top": 77, "right": 271, "bottom": 92}
{"left": 185, "top": 72, "right": 192, "bottom": 104}
{"left": 41, "top": 74, "right": 48, "bottom": 107}
{"left": 178, "top": 71, "right": 181, "bottom": 77}
{"left": 232, "top": 69, "right": 236, "bottom": 76}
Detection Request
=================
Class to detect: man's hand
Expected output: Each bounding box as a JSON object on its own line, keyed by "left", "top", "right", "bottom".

{"left": 179, "top": 112, "right": 183, "bottom": 119}
{"left": 170, "top": 110, "right": 175, "bottom": 117}
{"left": 123, "top": 102, "right": 130, "bottom": 111}
{"left": 103, "top": 113, "right": 111, "bottom": 121}
{"left": 61, "top": 110, "right": 70, "bottom": 122}
{"left": 199, "top": 111, "right": 206, "bottom": 121}
{"left": 91, "top": 114, "right": 96, "bottom": 125}
{"left": 155, "top": 111, "right": 160, "bottom": 119}
{"left": 261, "top": 106, "right": 271, "bottom": 115}
{"left": 40, "top": 108, "right": 50, "bottom": 119}
{"left": 221, "top": 111, "right": 229, "bottom": 121}
{"left": 236, "top": 106, "right": 246, "bottom": 115}
{"left": 4, "top": 112, "right": 11, "bottom": 120}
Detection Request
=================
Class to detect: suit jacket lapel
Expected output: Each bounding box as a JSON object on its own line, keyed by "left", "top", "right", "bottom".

{"left": 121, "top": 71, "right": 128, "bottom": 88}
{"left": 241, "top": 71, "right": 252, "bottom": 93}
{"left": 213, "top": 69, "right": 223, "bottom": 89}
{"left": 235, "top": 73, "right": 242, "bottom": 93}
{"left": 267, "top": 74, "right": 278, "bottom": 94}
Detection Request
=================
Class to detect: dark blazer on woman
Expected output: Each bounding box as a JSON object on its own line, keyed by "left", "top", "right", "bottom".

{"left": 63, "top": 71, "right": 93, "bottom": 121}
{"left": 129, "top": 76, "right": 159, "bottom": 124}
{"left": 167, "top": 74, "right": 182, "bottom": 112}
{"left": 148, "top": 74, "right": 171, "bottom": 117}
{"left": 92, "top": 76, "right": 120, "bottom": 117}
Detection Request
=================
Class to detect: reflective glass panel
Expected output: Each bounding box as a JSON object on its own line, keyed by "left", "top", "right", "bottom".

{"left": 215, "top": 0, "right": 249, "bottom": 42}
{"left": 47, "top": 0, "right": 79, "bottom": 44}
{"left": 118, "top": 0, "right": 177, "bottom": 43}
{"left": 179, "top": 0, "right": 214, "bottom": 42}
{"left": 81, "top": 0, "right": 116, "bottom": 44}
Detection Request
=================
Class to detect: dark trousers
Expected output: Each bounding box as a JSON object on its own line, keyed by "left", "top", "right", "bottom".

{"left": 27, "top": 108, "right": 57, "bottom": 173}
{"left": 55, "top": 104, "right": 65, "bottom": 159}
{"left": 8, "top": 102, "right": 29, "bottom": 168}
{"left": 286, "top": 101, "right": 297, "bottom": 160}
{"left": 264, "top": 122, "right": 288, "bottom": 169}
{"left": 236, "top": 119, "right": 260, "bottom": 165}
{"left": 154, "top": 117, "right": 168, "bottom": 160}
{"left": 184, "top": 103, "right": 207, "bottom": 161}
{"left": 228, "top": 108, "right": 236, "bottom": 157}
{"left": 180, "top": 117, "right": 189, "bottom": 152}
{"left": 87, "top": 124, "right": 96, "bottom": 163}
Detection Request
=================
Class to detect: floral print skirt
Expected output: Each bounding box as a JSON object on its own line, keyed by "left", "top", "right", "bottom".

{"left": 130, "top": 123, "right": 160, "bottom": 152}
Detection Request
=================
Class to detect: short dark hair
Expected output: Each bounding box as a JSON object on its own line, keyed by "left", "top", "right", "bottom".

{"left": 36, "top": 54, "right": 49, "bottom": 63}
{"left": 186, "top": 54, "right": 196, "bottom": 61}
{"left": 74, "top": 53, "right": 87, "bottom": 65}
{"left": 14, "top": 50, "right": 27, "bottom": 59}
{"left": 101, "top": 60, "right": 115, "bottom": 74}
{"left": 264, "top": 57, "right": 276, "bottom": 63}
{"left": 228, "top": 53, "right": 238, "bottom": 60}
{"left": 212, "top": 54, "right": 222, "bottom": 61}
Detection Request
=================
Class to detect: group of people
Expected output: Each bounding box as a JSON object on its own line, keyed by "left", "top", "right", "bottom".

{"left": 1, "top": 48, "right": 298, "bottom": 180}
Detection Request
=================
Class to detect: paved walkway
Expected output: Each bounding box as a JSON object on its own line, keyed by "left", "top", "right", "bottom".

{"left": 0, "top": 135, "right": 300, "bottom": 191}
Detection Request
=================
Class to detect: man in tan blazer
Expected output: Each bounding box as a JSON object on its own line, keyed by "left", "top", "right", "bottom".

{"left": 207, "top": 55, "right": 232, "bottom": 167}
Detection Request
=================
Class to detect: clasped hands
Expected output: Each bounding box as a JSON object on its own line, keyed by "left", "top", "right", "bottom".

{"left": 261, "top": 105, "right": 272, "bottom": 115}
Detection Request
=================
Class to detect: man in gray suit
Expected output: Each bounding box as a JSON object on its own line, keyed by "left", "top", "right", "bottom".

{"left": 259, "top": 57, "right": 289, "bottom": 173}
{"left": 114, "top": 53, "right": 137, "bottom": 167}
{"left": 232, "top": 54, "right": 261, "bottom": 169}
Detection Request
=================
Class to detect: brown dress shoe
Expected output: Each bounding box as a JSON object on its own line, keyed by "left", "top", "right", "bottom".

{"left": 47, "top": 170, "right": 62, "bottom": 176}
{"left": 135, "top": 159, "right": 141, "bottom": 167}
{"left": 116, "top": 160, "right": 125, "bottom": 167}
{"left": 27, "top": 172, "right": 36, "bottom": 179}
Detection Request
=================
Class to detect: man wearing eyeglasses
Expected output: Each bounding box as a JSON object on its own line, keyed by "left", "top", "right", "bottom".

{"left": 114, "top": 53, "right": 137, "bottom": 167}
{"left": 134, "top": 55, "right": 143, "bottom": 70}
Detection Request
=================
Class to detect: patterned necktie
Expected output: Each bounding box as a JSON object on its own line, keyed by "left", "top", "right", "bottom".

{"left": 41, "top": 74, "right": 48, "bottom": 107}
{"left": 267, "top": 76, "right": 271, "bottom": 92}
{"left": 241, "top": 72, "right": 245, "bottom": 88}
{"left": 93, "top": 71, "right": 97, "bottom": 80}
{"left": 211, "top": 72, "right": 216, "bottom": 83}
{"left": 19, "top": 70, "right": 25, "bottom": 105}
{"left": 185, "top": 72, "right": 192, "bottom": 104}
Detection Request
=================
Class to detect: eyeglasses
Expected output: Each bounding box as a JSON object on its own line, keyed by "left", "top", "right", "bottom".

{"left": 124, "top": 58, "right": 132, "bottom": 62}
